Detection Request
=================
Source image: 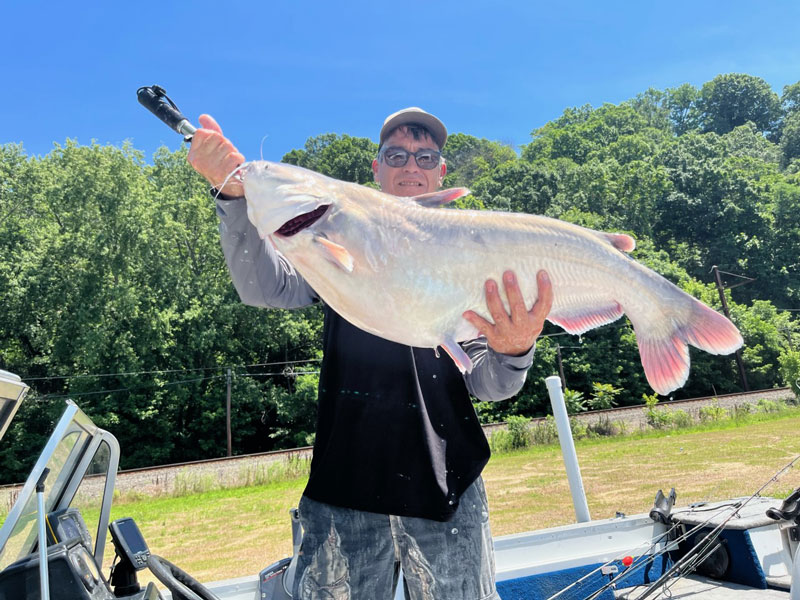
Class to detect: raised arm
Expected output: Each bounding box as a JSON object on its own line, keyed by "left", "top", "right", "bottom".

{"left": 188, "top": 115, "right": 318, "bottom": 309}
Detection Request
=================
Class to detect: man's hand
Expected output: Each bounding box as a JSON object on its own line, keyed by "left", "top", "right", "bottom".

{"left": 186, "top": 114, "right": 246, "bottom": 197}
{"left": 463, "top": 270, "right": 553, "bottom": 356}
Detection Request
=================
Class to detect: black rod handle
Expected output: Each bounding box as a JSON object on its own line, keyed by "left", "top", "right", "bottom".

{"left": 137, "top": 86, "right": 197, "bottom": 138}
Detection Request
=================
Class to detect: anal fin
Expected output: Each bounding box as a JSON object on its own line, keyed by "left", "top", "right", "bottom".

{"left": 440, "top": 338, "right": 474, "bottom": 374}
{"left": 549, "top": 301, "right": 624, "bottom": 335}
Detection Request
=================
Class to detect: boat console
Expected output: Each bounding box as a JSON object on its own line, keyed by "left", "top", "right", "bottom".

{"left": 0, "top": 395, "right": 221, "bottom": 600}
{"left": 0, "top": 509, "right": 160, "bottom": 599}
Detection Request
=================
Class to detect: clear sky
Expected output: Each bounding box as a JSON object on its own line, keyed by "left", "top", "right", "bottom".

{"left": 3, "top": 1, "right": 799, "bottom": 162}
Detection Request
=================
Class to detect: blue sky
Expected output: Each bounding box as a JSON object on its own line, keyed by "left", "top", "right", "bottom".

{"left": 3, "top": 1, "right": 799, "bottom": 162}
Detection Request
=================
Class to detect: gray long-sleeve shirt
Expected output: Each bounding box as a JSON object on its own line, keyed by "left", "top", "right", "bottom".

{"left": 216, "top": 195, "right": 535, "bottom": 519}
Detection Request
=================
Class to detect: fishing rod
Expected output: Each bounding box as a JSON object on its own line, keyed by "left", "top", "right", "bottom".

{"left": 554, "top": 494, "right": 727, "bottom": 600}
{"left": 550, "top": 489, "right": 719, "bottom": 600}
{"left": 580, "top": 470, "right": 798, "bottom": 600}
{"left": 137, "top": 85, "right": 197, "bottom": 140}
{"left": 578, "top": 515, "right": 727, "bottom": 600}
{"left": 630, "top": 454, "right": 800, "bottom": 600}
{"left": 546, "top": 521, "right": 681, "bottom": 600}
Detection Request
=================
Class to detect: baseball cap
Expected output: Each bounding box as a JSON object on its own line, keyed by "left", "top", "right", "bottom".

{"left": 379, "top": 107, "right": 447, "bottom": 150}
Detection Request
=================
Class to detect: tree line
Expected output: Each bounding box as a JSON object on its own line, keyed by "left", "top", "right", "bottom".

{"left": 1, "top": 73, "right": 798, "bottom": 482}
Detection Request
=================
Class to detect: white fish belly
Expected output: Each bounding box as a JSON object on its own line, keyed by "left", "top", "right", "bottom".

{"left": 277, "top": 207, "right": 657, "bottom": 349}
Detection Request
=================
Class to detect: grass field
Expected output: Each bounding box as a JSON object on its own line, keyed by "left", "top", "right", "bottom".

{"left": 70, "top": 409, "right": 800, "bottom": 585}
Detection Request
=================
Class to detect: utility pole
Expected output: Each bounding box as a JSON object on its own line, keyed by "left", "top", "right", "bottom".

{"left": 226, "top": 368, "right": 232, "bottom": 457}
{"left": 556, "top": 343, "right": 567, "bottom": 391}
{"left": 712, "top": 265, "right": 750, "bottom": 392}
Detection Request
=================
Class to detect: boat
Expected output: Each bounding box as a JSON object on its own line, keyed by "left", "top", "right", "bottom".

{"left": 1, "top": 368, "right": 799, "bottom": 599}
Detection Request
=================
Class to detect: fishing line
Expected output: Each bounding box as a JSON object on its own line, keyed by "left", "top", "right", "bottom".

{"left": 212, "top": 164, "right": 245, "bottom": 201}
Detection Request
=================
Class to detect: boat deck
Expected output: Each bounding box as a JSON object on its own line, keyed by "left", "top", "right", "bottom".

{"left": 616, "top": 574, "right": 790, "bottom": 599}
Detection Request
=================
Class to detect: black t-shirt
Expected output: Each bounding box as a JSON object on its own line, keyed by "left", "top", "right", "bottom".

{"left": 302, "top": 307, "right": 490, "bottom": 522}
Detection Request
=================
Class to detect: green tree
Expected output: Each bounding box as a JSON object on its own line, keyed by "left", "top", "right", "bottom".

{"left": 696, "top": 73, "right": 782, "bottom": 136}
{"left": 441, "top": 133, "right": 516, "bottom": 188}
{"left": 782, "top": 81, "right": 800, "bottom": 117}
{"left": 472, "top": 160, "right": 559, "bottom": 214}
{"left": 625, "top": 88, "right": 672, "bottom": 131}
{"left": 282, "top": 134, "right": 378, "bottom": 184}
{"left": 666, "top": 83, "right": 700, "bottom": 135}
{"left": 781, "top": 112, "right": 800, "bottom": 164}
{"left": 0, "top": 142, "right": 324, "bottom": 479}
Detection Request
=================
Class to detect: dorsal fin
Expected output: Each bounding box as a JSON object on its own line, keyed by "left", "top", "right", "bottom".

{"left": 601, "top": 232, "right": 636, "bottom": 252}
{"left": 411, "top": 187, "right": 470, "bottom": 207}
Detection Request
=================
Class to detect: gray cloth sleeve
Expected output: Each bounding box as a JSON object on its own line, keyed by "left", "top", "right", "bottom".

{"left": 216, "top": 197, "right": 318, "bottom": 309}
{"left": 462, "top": 338, "right": 535, "bottom": 402}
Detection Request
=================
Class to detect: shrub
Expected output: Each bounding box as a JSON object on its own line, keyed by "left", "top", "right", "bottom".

{"left": 474, "top": 401, "right": 502, "bottom": 424}
{"left": 587, "top": 416, "right": 620, "bottom": 437}
{"left": 670, "top": 410, "right": 693, "bottom": 429}
{"left": 778, "top": 349, "right": 800, "bottom": 397}
{"left": 506, "top": 415, "right": 533, "bottom": 449}
{"left": 531, "top": 415, "right": 559, "bottom": 445}
{"left": 570, "top": 416, "right": 588, "bottom": 439}
{"left": 699, "top": 402, "right": 727, "bottom": 422}
{"left": 588, "top": 383, "right": 622, "bottom": 410}
{"left": 731, "top": 402, "right": 753, "bottom": 419}
{"left": 644, "top": 394, "right": 671, "bottom": 429}
{"left": 756, "top": 398, "right": 786, "bottom": 413}
{"left": 489, "top": 430, "right": 514, "bottom": 453}
{"left": 563, "top": 389, "right": 587, "bottom": 415}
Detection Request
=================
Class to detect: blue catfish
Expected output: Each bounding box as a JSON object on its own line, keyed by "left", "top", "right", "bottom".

{"left": 240, "top": 161, "right": 743, "bottom": 396}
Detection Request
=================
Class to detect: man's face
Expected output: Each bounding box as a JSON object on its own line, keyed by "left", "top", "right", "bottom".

{"left": 372, "top": 128, "right": 447, "bottom": 196}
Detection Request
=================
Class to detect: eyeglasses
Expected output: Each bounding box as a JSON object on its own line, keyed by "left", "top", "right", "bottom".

{"left": 379, "top": 146, "right": 442, "bottom": 170}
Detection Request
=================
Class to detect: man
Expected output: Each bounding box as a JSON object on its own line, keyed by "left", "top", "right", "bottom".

{"left": 188, "top": 107, "right": 552, "bottom": 599}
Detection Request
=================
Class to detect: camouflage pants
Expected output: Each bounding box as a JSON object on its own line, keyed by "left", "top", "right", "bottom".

{"left": 292, "top": 478, "right": 499, "bottom": 600}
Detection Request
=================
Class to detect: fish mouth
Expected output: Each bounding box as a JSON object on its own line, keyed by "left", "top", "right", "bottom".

{"left": 275, "top": 205, "right": 330, "bottom": 237}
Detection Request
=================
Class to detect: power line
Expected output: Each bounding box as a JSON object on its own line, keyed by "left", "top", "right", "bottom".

{"left": 31, "top": 368, "right": 323, "bottom": 401}
{"left": 36, "top": 375, "right": 223, "bottom": 400}
{"left": 20, "top": 358, "right": 323, "bottom": 381}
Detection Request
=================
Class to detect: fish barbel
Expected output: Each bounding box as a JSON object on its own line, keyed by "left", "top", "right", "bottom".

{"left": 241, "top": 160, "right": 743, "bottom": 395}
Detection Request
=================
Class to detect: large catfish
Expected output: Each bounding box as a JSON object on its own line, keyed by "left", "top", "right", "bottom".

{"left": 240, "top": 161, "right": 743, "bottom": 396}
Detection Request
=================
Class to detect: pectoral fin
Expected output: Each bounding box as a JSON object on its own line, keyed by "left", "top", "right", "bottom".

{"left": 314, "top": 236, "right": 354, "bottom": 272}
{"left": 440, "top": 338, "right": 474, "bottom": 374}
{"left": 412, "top": 187, "right": 471, "bottom": 207}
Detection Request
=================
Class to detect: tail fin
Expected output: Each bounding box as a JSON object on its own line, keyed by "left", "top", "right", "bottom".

{"left": 635, "top": 299, "right": 743, "bottom": 396}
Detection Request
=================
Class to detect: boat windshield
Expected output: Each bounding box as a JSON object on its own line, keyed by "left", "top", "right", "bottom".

{"left": 0, "top": 401, "right": 117, "bottom": 570}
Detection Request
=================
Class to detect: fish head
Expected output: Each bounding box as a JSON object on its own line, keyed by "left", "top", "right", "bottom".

{"left": 240, "top": 160, "right": 333, "bottom": 240}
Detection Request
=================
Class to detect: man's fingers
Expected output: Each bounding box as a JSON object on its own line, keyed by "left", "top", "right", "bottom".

{"left": 198, "top": 114, "right": 223, "bottom": 134}
{"left": 484, "top": 279, "right": 510, "bottom": 326}
{"left": 502, "top": 270, "right": 527, "bottom": 322}
{"left": 462, "top": 311, "right": 492, "bottom": 338}
{"left": 530, "top": 271, "right": 553, "bottom": 321}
